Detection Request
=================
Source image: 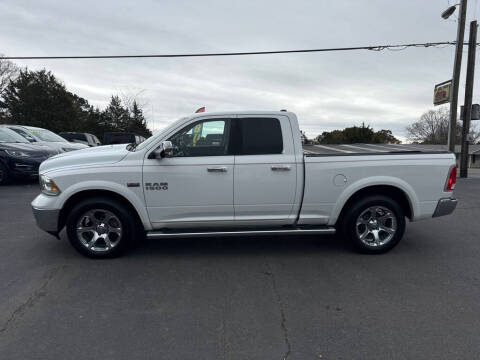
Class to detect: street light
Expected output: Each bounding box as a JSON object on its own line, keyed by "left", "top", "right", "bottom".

{"left": 441, "top": 5, "right": 458, "bottom": 19}
{"left": 442, "top": 1, "right": 467, "bottom": 153}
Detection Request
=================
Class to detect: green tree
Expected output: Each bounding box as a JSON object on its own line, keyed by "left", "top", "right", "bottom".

{"left": 100, "top": 97, "right": 151, "bottom": 138}
{"left": 0, "top": 69, "right": 87, "bottom": 132}
{"left": 342, "top": 123, "right": 375, "bottom": 143}
{"left": 317, "top": 123, "right": 400, "bottom": 144}
{"left": 102, "top": 95, "right": 130, "bottom": 131}
{"left": 316, "top": 129, "right": 345, "bottom": 144}
{"left": 0, "top": 66, "right": 153, "bottom": 141}
{"left": 125, "top": 101, "right": 151, "bottom": 137}
{"left": 83, "top": 107, "right": 108, "bottom": 140}
{"left": 372, "top": 129, "right": 401, "bottom": 144}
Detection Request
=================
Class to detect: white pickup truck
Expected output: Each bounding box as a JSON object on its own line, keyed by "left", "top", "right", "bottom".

{"left": 31, "top": 111, "right": 457, "bottom": 258}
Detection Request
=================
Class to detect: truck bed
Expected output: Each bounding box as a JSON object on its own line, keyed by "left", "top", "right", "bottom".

{"left": 303, "top": 143, "right": 450, "bottom": 156}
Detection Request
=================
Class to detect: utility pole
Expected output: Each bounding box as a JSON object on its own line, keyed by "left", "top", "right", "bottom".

{"left": 448, "top": 0, "right": 467, "bottom": 153}
{"left": 460, "top": 20, "right": 477, "bottom": 178}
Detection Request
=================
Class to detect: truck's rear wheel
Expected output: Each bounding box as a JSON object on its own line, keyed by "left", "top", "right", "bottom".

{"left": 66, "top": 197, "right": 137, "bottom": 258}
{"left": 340, "top": 195, "right": 405, "bottom": 254}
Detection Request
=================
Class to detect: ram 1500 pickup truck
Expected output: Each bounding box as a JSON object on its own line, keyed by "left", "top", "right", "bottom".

{"left": 31, "top": 111, "right": 457, "bottom": 258}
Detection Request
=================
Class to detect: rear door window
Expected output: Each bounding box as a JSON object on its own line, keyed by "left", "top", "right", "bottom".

{"left": 236, "top": 118, "right": 283, "bottom": 155}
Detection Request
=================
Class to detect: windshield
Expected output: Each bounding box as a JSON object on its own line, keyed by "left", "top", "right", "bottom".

{"left": 27, "top": 128, "right": 68, "bottom": 142}
{"left": 0, "top": 128, "right": 30, "bottom": 143}
{"left": 134, "top": 116, "right": 190, "bottom": 151}
{"left": 133, "top": 131, "right": 163, "bottom": 151}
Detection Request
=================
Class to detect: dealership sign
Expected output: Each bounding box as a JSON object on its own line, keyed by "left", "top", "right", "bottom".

{"left": 433, "top": 80, "right": 452, "bottom": 106}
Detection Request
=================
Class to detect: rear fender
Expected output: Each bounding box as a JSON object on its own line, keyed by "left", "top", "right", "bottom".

{"left": 328, "top": 176, "right": 418, "bottom": 226}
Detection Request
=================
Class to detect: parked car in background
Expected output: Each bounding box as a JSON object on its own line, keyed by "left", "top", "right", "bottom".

{"left": 59, "top": 132, "right": 101, "bottom": 147}
{"left": 103, "top": 132, "right": 145, "bottom": 145}
{"left": 0, "top": 127, "right": 57, "bottom": 185}
{"left": 4, "top": 125, "right": 88, "bottom": 153}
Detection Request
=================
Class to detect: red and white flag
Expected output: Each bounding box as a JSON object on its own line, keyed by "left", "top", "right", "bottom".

{"left": 195, "top": 106, "right": 206, "bottom": 113}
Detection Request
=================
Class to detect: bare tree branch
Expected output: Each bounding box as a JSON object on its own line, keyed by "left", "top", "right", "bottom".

{"left": 0, "top": 56, "right": 19, "bottom": 96}
{"left": 405, "top": 107, "right": 479, "bottom": 144}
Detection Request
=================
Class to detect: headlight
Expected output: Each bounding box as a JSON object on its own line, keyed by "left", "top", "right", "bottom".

{"left": 40, "top": 174, "right": 61, "bottom": 196}
{"left": 5, "top": 150, "right": 29, "bottom": 158}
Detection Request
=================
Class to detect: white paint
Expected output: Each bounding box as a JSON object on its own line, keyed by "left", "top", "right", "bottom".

{"left": 32, "top": 111, "right": 457, "bottom": 238}
{"left": 314, "top": 144, "right": 353, "bottom": 153}
{"left": 340, "top": 144, "right": 388, "bottom": 152}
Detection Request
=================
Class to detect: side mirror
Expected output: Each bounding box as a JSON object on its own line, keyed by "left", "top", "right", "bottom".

{"left": 153, "top": 141, "right": 173, "bottom": 159}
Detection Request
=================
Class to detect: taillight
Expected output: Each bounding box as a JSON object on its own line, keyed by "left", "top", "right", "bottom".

{"left": 445, "top": 166, "right": 457, "bottom": 191}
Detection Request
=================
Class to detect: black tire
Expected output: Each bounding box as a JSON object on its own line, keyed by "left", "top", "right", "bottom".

{"left": 339, "top": 195, "right": 405, "bottom": 254}
{"left": 0, "top": 163, "right": 10, "bottom": 185}
{"left": 66, "top": 197, "right": 138, "bottom": 258}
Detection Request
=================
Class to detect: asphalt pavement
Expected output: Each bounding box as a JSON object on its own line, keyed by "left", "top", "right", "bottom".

{"left": 1, "top": 178, "right": 480, "bottom": 359}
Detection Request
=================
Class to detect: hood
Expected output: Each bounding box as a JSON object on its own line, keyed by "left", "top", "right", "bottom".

{"left": 0, "top": 142, "right": 54, "bottom": 158}
{"left": 69, "top": 139, "right": 89, "bottom": 146}
{"left": 33, "top": 141, "right": 88, "bottom": 153}
{"left": 30, "top": 143, "right": 62, "bottom": 154}
{"left": 40, "top": 144, "right": 130, "bottom": 174}
{"left": 59, "top": 141, "right": 89, "bottom": 150}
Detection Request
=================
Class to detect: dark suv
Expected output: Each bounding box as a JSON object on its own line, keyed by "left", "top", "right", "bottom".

{"left": 0, "top": 127, "right": 56, "bottom": 185}
{"left": 103, "top": 132, "right": 145, "bottom": 145}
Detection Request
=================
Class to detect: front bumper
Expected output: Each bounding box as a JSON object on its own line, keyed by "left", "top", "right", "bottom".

{"left": 432, "top": 198, "right": 457, "bottom": 218}
{"left": 32, "top": 206, "right": 60, "bottom": 235}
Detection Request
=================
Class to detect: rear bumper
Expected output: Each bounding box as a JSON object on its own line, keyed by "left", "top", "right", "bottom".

{"left": 432, "top": 198, "right": 457, "bottom": 218}
{"left": 32, "top": 206, "right": 60, "bottom": 234}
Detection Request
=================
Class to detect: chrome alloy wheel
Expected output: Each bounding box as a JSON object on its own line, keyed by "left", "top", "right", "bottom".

{"left": 76, "top": 209, "right": 123, "bottom": 252}
{"left": 355, "top": 206, "right": 397, "bottom": 247}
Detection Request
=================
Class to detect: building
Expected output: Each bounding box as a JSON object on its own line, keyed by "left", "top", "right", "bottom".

{"left": 407, "top": 144, "right": 480, "bottom": 168}
{"left": 454, "top": 144, "right": 480, "bottom": 168}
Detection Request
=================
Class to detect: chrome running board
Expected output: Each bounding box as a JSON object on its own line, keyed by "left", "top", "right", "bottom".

{"left": 146, "top": 227, "right": 336, "bottom": 239}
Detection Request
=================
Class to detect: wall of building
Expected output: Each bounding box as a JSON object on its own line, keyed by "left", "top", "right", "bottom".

{"left": 454, "top": 154, "right": 480, "bottom": 168}
{"left": 471, "top": 154, "right": 480, "bottom": 168}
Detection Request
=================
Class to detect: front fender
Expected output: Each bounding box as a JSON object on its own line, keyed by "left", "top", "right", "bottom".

{"left": 38, "top": 180, "right": 152, "bottom": 231}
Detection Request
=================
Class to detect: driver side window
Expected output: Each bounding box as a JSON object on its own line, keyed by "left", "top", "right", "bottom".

{"left": 168, "top": 119, "right": 229, "bottom": 157}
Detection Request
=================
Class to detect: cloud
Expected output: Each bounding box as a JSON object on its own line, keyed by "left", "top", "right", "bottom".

{"left": 1, "top": 0, "right": 477, "bottom": 141}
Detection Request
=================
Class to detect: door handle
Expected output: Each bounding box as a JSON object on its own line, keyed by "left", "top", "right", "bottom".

{"left": 271, "top": 165, "right": 291, "bottom": 171}
{"left": 207, "top": 167, "right": 228, "bottom": 173}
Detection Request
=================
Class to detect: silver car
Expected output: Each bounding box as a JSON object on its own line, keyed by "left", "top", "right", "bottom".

{"left": 4, "top": 125, "right": 88, "bottom": 153}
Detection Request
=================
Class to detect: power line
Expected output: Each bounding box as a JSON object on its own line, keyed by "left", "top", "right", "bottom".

{"left": 0, "top": 41, "right": 465, "bottom": 60}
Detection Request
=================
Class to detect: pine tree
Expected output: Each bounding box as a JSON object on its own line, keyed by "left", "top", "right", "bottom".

{"left": 0, "top": 66, "right": 153, "bottom": 141}
{"left": 102, "top": 95, "right": 129, "bottom": 131}
{"left": 126, "top": 101, "right": 151, "bottom": 137}
{"left": 0, "top": 69, "right": 87, "bottom": 132}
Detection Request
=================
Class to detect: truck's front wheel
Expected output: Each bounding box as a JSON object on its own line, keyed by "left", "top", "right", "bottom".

{"left": 66, "top": 197, "right": 136, "bottom": 258}
{"left": 340, "top": 195, "right": 405, "bottom": 254}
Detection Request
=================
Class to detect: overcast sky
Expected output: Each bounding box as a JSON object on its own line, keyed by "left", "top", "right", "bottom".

{"left": 1, "top": 0, "right": 480, "bottom": 140}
